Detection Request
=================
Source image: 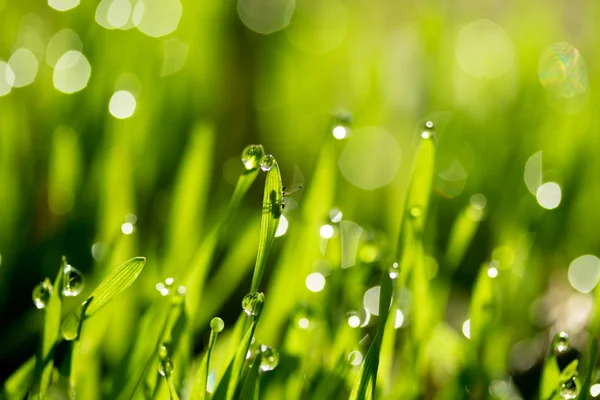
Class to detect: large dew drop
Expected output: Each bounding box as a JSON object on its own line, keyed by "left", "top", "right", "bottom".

{"left": 32, "top": 278, "right": 53, "bottom": 309}
{"left": 210, "top": 317, "right": 225, "bottom": 333}
{"left": 260, "top": 154, "right": 275, "bottom": 171}
{"left": 63, "top": 264, "right": 84, "bottom": 296}
{"left": 259, "top": 344, "right": 279, "bottom": 372}
{"left": 241, "top": 144, "right": 264, "bottom": 170}
{"left": 560, "top": 376, "right": 581, "bottom": 399}
{"left": 242, "top": 292, "right": 265, "bottom": 316}
{"left": 61, "top": 312, "right": 81, "bottom": 341}
{"left": 552, "top": 331, "right": 570, "bottom": 353}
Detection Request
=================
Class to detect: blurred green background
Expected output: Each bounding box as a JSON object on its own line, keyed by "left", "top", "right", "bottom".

{"left": 1, "top": 0, "right": 600, "bottom": 398}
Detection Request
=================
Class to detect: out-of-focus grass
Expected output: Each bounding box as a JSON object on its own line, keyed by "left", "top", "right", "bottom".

{"left": 1, "top": 1, "right": 600, "bottom": 399}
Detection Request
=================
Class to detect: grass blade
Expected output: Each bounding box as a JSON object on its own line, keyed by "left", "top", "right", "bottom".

{"left": 250, "top": 160, "right": 283, "bottom": 293}
{"left": 349, "top": 273, "right": 394, "bottom": 400}
{"left": 29, "top": 257, "right": 65, "bottom": 398}
{"left": 189, "top": 318, "right": 224, "bottom": 400}
{"left": 1, "top": 356, "right": 35, "bottom": 400}
{"left": 580, "top": 338, "right": 598, "bottom": 400}
{"left": 61, "top": 257, "right": 146, "bottom": 340}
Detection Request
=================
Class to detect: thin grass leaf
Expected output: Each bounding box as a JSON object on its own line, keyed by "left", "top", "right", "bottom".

{"left": 166, "top": 124, "right": 214, "bottom": 276}
{"left": 238, "top": 354, "right": 261, "bottom": 400}
{"left": 189, "top": 324, "right": 220, "bottom": 400}
{"left": 61, "top": 257, "right": 146, "bottom": 340}
{"left": 250, "top": 160, "right": 283, "bottom": 293}
{"left": 29, "top": 257, "right": 65, "bottom": 399}
{"left": 469, "top": 264, "right": 495, "bottom": 345}
{"left": 539, "top": 354, "right": 561, "bottom": 400}
{"left": 1, "top": 356, "right": 35, "bottom": 400}
{"left": 228, "top": 145, "right": 265, "bottom": 220}
{"left": 580, "top": 338, "right": 598, "bottom": 400}
{"left": 213, "top": 295, "right": 264, "bottom": 400}
{"left": 444, "top": 200, "right": 485, "bottom": 271}
{"left": 349, "top": 273, "right": 394, "bottom": 400}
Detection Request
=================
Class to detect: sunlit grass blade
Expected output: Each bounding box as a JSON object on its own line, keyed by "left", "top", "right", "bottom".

{"left": 444, "top": 198, "right": 486, "bottom": 271}
{"left": 61, "top": 257, "right": 146, "bottom": 340}
{"left": 539, "top": 353, "right": 561, "bottom": 400}
{"left": 349, "top": 273, "right": 394, "bottom": 400}
{"left": 1, "top": 356, "right": 35, "bottom": 400}
{"left": 580, "top": 338, "right": 598, "bottom": 400}
{"left": 213, "top": 294, "right": 264, "bottom": 400}
{"left": 238, "top": 353, "right": 261, "bottom": 400}
{"left": 469, "top": 263, "right": 496, "bottom": 345}
{"left": 28, "top": 257, "right": 65, "bottom": 399}
{"left": 166, "top": 124, "right": 214, "bottom": 275}
{"left": 250, "top": 160, "right": 282, "bottom": 293}
{"left": 227, "top": 145, "right": 264, "bottom": 220}
{"left": 189, "top": 318, "right": 224, "bottom": 400}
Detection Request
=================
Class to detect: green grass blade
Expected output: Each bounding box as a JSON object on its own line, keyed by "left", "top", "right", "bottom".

{"left": 238, "top": 354, "right": 261, "bottom": 400}
{"left": 349, "top": 273, "right": 394, "bottom": 400}
{"left": 1, "top": 356, "right": 35, "bottom": 400}
{"left": 444, "top": 199, "right": 485, "bottom": 271}
{"left": 539, "top": 355, "right": 560, "bottom": 400}
{"left": 250, "top": 160, "right": 283, "bottom": 293}
{"left": 228, "top": 145, "right": 265, "bottom": 219}
{"left": 166, "top": 124, "right": 214, "bottom": 275}
{"left": 189, "top": 319, "right": 223, "bottom": 400}
{"left": 469, "top": 264, "right": 495, "bottom": 345}
{"left": 29, "top": 258, "right": 65, "bottom": 399}
{"left": 580, "top": 338, "right": 598, "bottom": 400}
{"left": 61, "top": 257, "right": 146, "bottom": 340}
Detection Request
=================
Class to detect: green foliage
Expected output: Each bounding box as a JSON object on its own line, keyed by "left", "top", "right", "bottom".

{"left": 3, "top": 3, "right": 600, "bottom": 399}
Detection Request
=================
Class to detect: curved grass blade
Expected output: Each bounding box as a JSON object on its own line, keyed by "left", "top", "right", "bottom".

{"left": 213, "top": 294, "right": 264, "bottom": 400}
{"left": 1, "top": 356, "right": 35, "bottom": 400}
{"left": 349, "top": 273, "right": 394, "bottom": 400}
{"left": 29, "top": 257, "right": 65, "bottom": 399}
{"left": 250, "top": 160, "right": 283, "bottom": 293}
{"left": 228, "top": 145, "right": 265, "bottom": 220}
{"left": 189, "top": 319, "right": 223, "bottom": 400}
{"left": 539, "top": 351, "right": 560, "bottom": 399}
{"left": 238, "top": 354, "right": 261, "bottom": 400}
{"left": 580, "top": 338, "right": 598, "bottom": 400}
{"left": 61, "top": 257, "right": 146, "bottom": 340}
{"left": 469, "top": 264, "right": 495, "bottom": 345}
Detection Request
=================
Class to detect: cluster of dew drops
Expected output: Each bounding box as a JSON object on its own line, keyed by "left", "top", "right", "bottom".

{"left": 32, "top": 262, "right": 85, "bottom": 309}
{"left": 552, "top": 331, "right": 581, "bottom": 400}
{"left": 242, "top": 292, "right": 280, "bottom": 372}
{"left": 241, "top": 145, "right": 275, "bottom": 172}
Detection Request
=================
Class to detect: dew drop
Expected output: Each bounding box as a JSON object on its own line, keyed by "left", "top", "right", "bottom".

{"left": 210, "top": 317, "right": 224, "bottom": 333}
{"left": 260, "top": 154, "right": 275, "bottom": 172}
{"left": 241, "top": 144, "right": 264, "bottom": 170}
{"left": 329, "top": 207, "right": 343, "bottom": 223}
{"left": 63, "top": 265, "right": 84, "bottom": 297}
{"left": 242, "top": 292, "right": 265, "bottom": 316}
{"left": 553, "top": 331, "right": 570, "bottom": 353}
{"left": 61, "top": 312, "right": 81, "bottom": 341}
{"left": 158, "top": 359, "right": 173, "bottom": 377}
{"left": 388, "top": 262, "right": 399, "bottom": 279}
{"left": 560, "top": 376, "right": 581, "bottom": 399}
{"left": 171, "top": 285, "right": 185, "bottom": 305}
{"left": 409, "top": 206, "right": 422, "bottom": 219}
{"left": 246, "top": 339, "right": 260, "bottom": 362}
{"left": 32, "top": 278, "right": 53, "bottom": 309}
{"left": 158, "top": 343, "right": 173, "bottom": 377}
{"left": 259, "top": 345, "right": 279, "bottom": 372}
{"left": 419, "top": 121, "right": 437, "bottom": 143}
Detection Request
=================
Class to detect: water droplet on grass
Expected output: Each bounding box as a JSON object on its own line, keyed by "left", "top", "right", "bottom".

{"left": 61, "top": 312, "right": 80, "bottom": 340}
{"left": 241, "top": 144, "right": 264, "bottom": 170}
{"left": 260, "top": 154, "right": 275, "bottom": 171}
{"left": 158, "top": 343, "right": 173, "bottom": 377}
{"left": 32, "top": 278, "right": 53, "bottom": 309}
{"left": 388, "top": 262, "right": 399, "bottom": 279}
{"left": 409, "top": 206, "right": 422, "bottom": 219}
{"left": 259, "top": 345, "right": 279, "bottom": 371}
{"left": 210, "top": 317, "right": 224, "bottom": 332}
{"left": 560, "top": 376, "right": 581, "bottom": 399}
{"left": 242, "top": 292, "right": 265, "bottom": 316}
{"left": 63, "top": 265, "right": 84, "bottom": 296}
{"left": 553, "top": 331, "right": 570, "bottom": 353}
